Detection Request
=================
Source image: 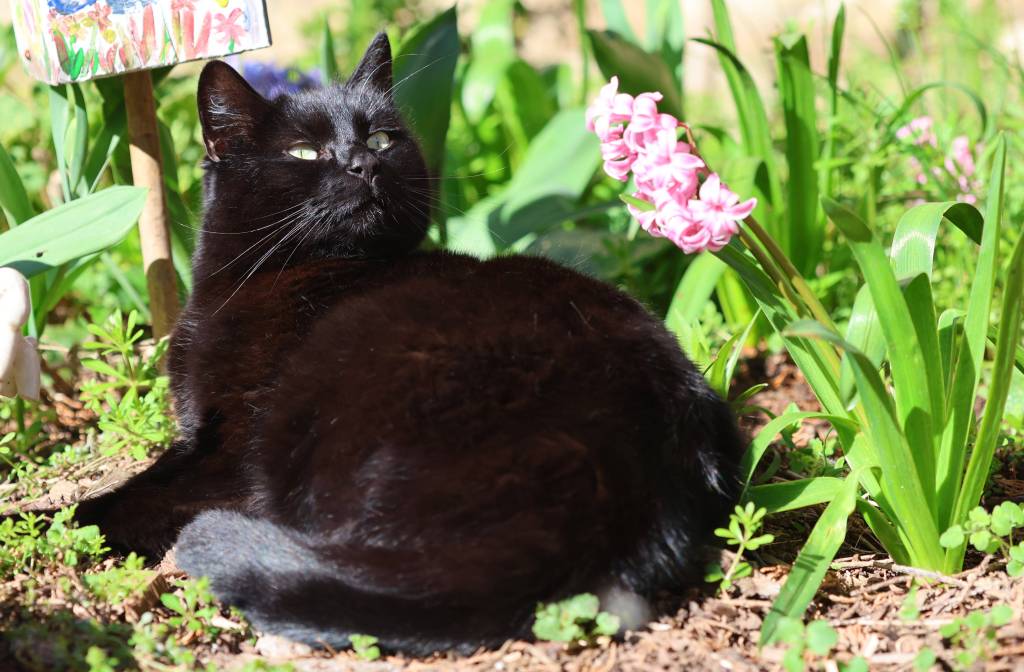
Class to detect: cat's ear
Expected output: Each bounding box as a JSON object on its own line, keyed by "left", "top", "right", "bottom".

{"left": 197, "top": 61, "right": 272, "bottom": 162}
{"left": 347, "top": 32, "right": 393, "bottom": 93}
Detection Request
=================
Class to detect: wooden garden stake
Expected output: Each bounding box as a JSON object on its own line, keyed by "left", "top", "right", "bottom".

{"left": 9, "top": 0, "right": 273, "bottom": 336}
{"left": 124, "top": 70, "right": 179, "bottom": 337}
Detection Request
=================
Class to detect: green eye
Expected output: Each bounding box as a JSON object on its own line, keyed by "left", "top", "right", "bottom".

{"left": 287, "top": 143, "right": 318, "bottom": 160}
{"left": 367, "top": 131, "right": 392, "bottom": 151}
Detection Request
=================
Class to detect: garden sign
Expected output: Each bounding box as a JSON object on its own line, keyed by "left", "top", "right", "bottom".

{"left": 9, "top": 0, "right": 272, "bottom": 335}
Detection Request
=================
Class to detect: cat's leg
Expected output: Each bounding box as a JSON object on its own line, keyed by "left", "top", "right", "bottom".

{"left": 75, "top": 435, "right": 251, "bottom": 557}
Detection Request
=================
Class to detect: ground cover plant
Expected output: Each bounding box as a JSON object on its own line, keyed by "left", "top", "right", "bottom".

{"left": 1, "top": 0, "right": 1023, "bottom": 669}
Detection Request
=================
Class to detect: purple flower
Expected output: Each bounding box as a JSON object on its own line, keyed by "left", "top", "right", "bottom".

{"left": 239, "top": 61, "right": 322, "bottom": 100}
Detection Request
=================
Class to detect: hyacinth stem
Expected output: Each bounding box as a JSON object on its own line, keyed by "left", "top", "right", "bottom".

{"left": 742, "top": 215, "right": 838, "bottom": 333}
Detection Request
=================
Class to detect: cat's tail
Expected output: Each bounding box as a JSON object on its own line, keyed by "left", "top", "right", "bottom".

{"left": 174, "top": 510, "right": 541, "bottom": 656}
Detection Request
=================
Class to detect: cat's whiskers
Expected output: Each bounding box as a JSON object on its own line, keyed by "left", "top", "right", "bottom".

{"left": 272, "top": 214, "right": 325, "bottom": 289}
{"left": 212, "top": 216, "right": 311, "bottom": 315}
{"left": 207, "top": 209, "right": 305, "bottom": 278}
{"left": 177, "top": 203, "right": 307, "bottom": 237}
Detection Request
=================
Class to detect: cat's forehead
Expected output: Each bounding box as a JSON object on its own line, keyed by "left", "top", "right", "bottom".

{"left": 279, "top": 85, "right": 399, "bottom": 133}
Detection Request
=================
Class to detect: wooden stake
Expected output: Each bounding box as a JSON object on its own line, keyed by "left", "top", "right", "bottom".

{"left": 124, "top": 70, "right": 180, "bottom": 338}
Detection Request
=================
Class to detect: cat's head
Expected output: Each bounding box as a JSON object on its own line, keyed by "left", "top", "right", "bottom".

{"left": 195, "top": 33, "right": 431, "bottom": 268}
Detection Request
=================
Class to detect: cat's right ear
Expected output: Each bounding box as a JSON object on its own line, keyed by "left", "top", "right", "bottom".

{"left": 197, "top": 61, "right": 272, "bottom": 162}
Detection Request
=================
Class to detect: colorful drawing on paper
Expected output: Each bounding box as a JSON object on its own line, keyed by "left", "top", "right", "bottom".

{"left": 9, "top": 0, "right": 271, "bottom": 84}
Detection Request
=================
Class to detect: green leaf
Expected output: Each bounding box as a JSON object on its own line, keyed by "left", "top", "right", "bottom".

{"left": 939, "top": 526, "right": 965, "bottom": 549}
{"left": 746, "top": 477, "right": 845, "bottom": 514}
{"left": 594, "top": 611, "right": 620, "bottom": 636}
{"left": 760, "top": 472, "right": 859, "bottom": 645}
{"left": 461, "top": 0, "right": 515, "bottom": 122}
{"left": 563, "top": 593, "right": 599, "bottom": 621}
{"left": 0, "top": 186, "right": 147, "bottom": 279}
{"left": 68, "top": 84, "right": 88, "bottom": 195}
{"left": 619, "top": 193, "right": 655, "bottom": 212}
{"left": 786, "top": 320, "right": 944, "bottom": 569}
{"left": 952, "top": 231, "right": 1024, "bottom": 531}
{"left": 695, "top": 10, "right": 781, "bottom": 227}
{"left": 774, "top": 32, "right": 821, "bottom": 275}
{"left": 448, "top": 109, "right": 600, "bottom": 256}
{"left": 839, "top": 285, "right": 884, "bottom": 406}
{"left": 599, "top": 0, "right": 637, "bottom": 42}
{"left": 320, "top": 20, "right": 339, "bottom": 84}
{"left": 160, "top": 592, "right": 184, "bottom": 614}
{"left": 588, "top": 30, "right": 682, "bottom": 118}
{"left": 805, "top": 620, "right": 838, "bottom": 656}
{"left": 890, "top": 203, "right": 983, "bottom": 282}
{"left": 822, "top": 198, "right": 940, "bottom": 516}
{"left": 0, "top": 143, "right": 34, "bottom": 226}
{"left": 393, "top": 7, "right": 460, "bottom": 178}
{"left": 740, "top": 411, "right": 854, "bottom": 488}
{"left": 939, "top": 135, "right": 1006, "bottom": 535}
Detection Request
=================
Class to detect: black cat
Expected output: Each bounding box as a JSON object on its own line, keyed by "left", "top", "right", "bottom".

{"left": 77, "top": 33, "right": 743, "bottom": 655}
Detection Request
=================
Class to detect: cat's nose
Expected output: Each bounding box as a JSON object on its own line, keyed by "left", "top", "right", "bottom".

{"left": 346, "top": 152, "right": 378, "bottom": 181}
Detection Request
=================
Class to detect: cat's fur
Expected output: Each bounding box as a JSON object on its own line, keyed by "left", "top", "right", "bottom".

{"left": 77, "top": 33, "right": 743, "bottom": 655}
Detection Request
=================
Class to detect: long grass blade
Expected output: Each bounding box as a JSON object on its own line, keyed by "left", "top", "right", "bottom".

{"left": 936, "top": 133, "right": 1006, "bottom": 532}
{"left": 760, "top": 472, "right": 859, "bottom": 644}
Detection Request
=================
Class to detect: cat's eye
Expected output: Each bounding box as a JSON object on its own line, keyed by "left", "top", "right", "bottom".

{"left": 367, "top": 131, "right": 392, "bottom": 151}
{"left": 287, "top": 143, "right": 319, "bottom": 160}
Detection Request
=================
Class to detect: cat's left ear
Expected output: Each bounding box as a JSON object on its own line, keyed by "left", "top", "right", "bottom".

{"left": 197, "top": 60, "right": 273, "bottom": 162}
{"left": 347, "top": 32, "right": 393, "bottom": 93}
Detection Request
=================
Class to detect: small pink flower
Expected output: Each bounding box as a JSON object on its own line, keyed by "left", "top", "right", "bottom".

{"left": 586, "top": 76, "right": 634, "bottom": 141}
{"left": 688, "top": 174, "right": 755, "bottom": 243}
{"left": 950, "top": 135, "right": 975, "bottom": 176}
{"left": 215, "top": 8, "right": 247, "bottom": 44}
{"left": 626, "top": 193, "right": 660, "bottom": 236}
{"left": 660, "top": 204, "right": 713, "bottom": 254}
{"left": 896, "top": 116, "right": 937, "bottom": 147}
{"left": 633, "top": 129, "right": 704, "bottom": 195}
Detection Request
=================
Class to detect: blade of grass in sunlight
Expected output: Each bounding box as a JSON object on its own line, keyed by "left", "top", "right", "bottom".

{"left": 947, "top": 215, "right": 1024, "bottom": 569}
{"left": 774, "top": 32, "right": 821, "bottom": 275}
{"left": 747, "top": 478, "right": 845, "bottom": 515}
{"left": 760, "top": 472, "right": 859, "bottom": 644}
{"left": 822, "top": 198, "right": 941, "bottom": 516}
{"left": 0, "top": 144, "right": 34, "bottom": 227}
{"left": 936, "top": 134, "right": 1006, "bottom": 533}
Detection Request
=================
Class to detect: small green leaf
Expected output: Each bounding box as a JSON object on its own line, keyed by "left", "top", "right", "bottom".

{"left": 594, "top": 612, "right": 620, "bottom": 636}
{"left": 990, "top": 604, "right": 1014, "bottom": 627}
{"left": 160, "top": 592, "right": 184, "bottom": 614}
{"left": 939, "top": 526, "right": 965, "bottom": 549}
{"left": 619, "top": 193, "right": 655, "bottom": 211}
{"left": 913, "top": 649, "right": 937, "bottom": 671}
{"left": 805, "top": 620, "right": 838, "bottom": 656}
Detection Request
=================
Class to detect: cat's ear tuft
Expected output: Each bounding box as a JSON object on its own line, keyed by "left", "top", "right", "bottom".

{"left": 197, "top": 60, "right": 272, "bottom": 162}
{"left": 347, "top": 32, "right": 393, "bottom": 94}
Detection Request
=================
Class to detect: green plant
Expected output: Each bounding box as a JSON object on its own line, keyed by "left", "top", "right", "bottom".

{"left": 80, "top": 310, "right": 174, "bottom": 460}
{"left": 705, "top": 503, "right": 774, "bottom": 591}
{"left": 940, "top": 502, "right": 1024, "bottom": 576}
{"left": 773, "top": 618, "right": 867, "bottom": 672}
{"left": 159, "top": 577, "right": 224, "bottom": 641}
{"left": 350, "top": 633, "right": 382, "bottom": 661}
{"left": 939, "top": 605, "right": 1014, "bottom": 668}
{"left": 82, "top": 553, "right": 154, "bottom": 604}
{"left": 0, "top": 505, "right": 107, "bottom": 579}
{"left": 532, "top": 593, "right": 620, "bottom": 645}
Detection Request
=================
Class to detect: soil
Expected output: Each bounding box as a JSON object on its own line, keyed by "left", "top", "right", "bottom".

{"left": 2, "top": 353, "right": 1023, "bottom": 671}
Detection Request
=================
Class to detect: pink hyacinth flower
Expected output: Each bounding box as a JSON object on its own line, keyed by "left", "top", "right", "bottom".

{"left": 586, "top": 76, "right": 635, "bottom": 141}
{"left": 687, "top": 174, "right": 755, "bottom": 243}
{"left": 626, "top": 193, "right": 661, "bottom": 236}
{"left": 659, "top": 201, "right": 713, "bottom": 254}
{"left": 950, "top": 135, "right": 975, "bottom": 176}
{"left": 632, "top": 129, "right": 704, "bottom": 195}
{"left": 896, "top": 116, "right": 937, "bottom": 147}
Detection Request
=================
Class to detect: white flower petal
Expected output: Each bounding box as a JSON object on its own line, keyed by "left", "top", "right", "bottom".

{"left": 0, "top": 330, "right": 17, "bottom": 385}
{"left": 0, "top": 268, "right": 31, "bottom": 330}
{"left": 14, "top": 336, "right": 40, "bottom": 401}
